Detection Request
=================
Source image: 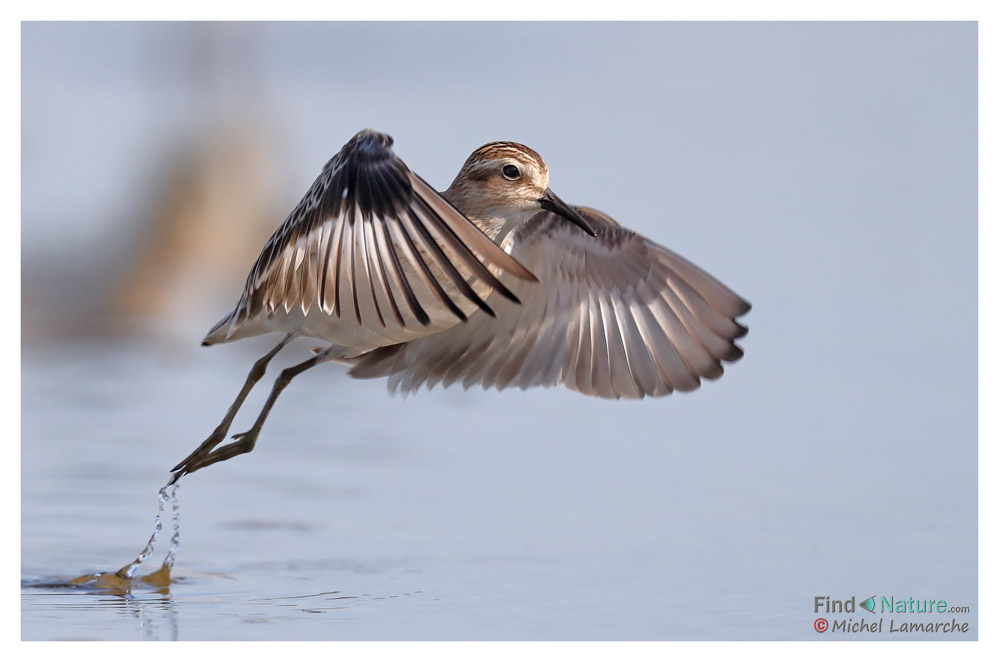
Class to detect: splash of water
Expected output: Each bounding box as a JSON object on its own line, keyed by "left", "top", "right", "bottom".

{"left": 115, "top": 480, "right": 180, "bottom": 580}
{"left": 163, "top": 483, "right": 181, "bottom": 570}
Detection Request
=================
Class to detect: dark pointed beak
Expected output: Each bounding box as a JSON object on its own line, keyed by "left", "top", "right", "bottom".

{"left": 538, "top": 188, "right": 596, "bottom": 236}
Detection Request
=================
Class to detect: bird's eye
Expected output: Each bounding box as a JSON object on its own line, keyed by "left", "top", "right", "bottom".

{"left": 502, "top": 164, "right": 520, "bottom": 180}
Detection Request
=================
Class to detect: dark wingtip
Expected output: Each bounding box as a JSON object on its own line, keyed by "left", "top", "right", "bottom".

{"left": 348, "top": 129, "right": 395, "bottom": 160}
{"left": 723, "top": 343, "right": 745, "bottom": 362}
{"left": 477, "top": 301, "right": 496, "bottom": 318}
{"left": 494, "top": 286, "right": 522, "bottom": 306}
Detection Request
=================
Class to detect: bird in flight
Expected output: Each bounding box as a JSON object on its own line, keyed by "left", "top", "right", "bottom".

{"left": 170, "top": 129, "right": 750, "bottom": 483}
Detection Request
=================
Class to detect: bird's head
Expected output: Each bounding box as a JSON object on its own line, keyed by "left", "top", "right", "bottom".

{"left": 446, "top": 141, "right": 596, "bottom": 236}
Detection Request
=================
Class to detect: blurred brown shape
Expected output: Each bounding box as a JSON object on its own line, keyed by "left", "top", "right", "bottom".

{"left": 22, "top": 23, "right": 288, "bottom": 348}
{"left": 110, "top": 126, "right": 281, "bottom": 326}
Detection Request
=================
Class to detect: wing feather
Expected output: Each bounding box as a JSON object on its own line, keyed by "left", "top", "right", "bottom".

{"left": 349, "top": 206, "right": 751, "bottom": 400}
{"left": 396, "top": 209, "right": 468, "bottom": 322}
{"left": 207, "top": 130, "right": 534, "bottom": 345}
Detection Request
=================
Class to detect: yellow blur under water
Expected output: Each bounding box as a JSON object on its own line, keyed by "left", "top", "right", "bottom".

{"left": 69, "top": 563, "right": 174, "bottom": 596}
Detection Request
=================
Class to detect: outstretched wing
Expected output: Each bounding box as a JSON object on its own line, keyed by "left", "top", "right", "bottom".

{"left": 216, "top": 130, "right": 535, "bottom": 341}
{"left": 349, "top": 206, "right": 751, "bottom": 399}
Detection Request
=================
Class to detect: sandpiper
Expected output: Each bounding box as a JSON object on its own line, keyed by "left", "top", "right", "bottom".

{"left": 170, "top": 129, "right": 750, "bottom": 483}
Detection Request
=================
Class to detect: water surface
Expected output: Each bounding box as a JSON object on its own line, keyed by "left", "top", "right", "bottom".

{"left": 21, "top": 334, "right": 977, "bottom": 640}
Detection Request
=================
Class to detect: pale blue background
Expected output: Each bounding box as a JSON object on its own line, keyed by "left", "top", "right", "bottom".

{"left": 21, "top": 22, "right": 977, "bottom": 640}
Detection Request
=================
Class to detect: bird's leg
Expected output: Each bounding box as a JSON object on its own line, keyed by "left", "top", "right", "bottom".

{"left": 169, "top": 332, "right": 298, "bottom": 482}
{"left": 171, "top": 351, "right": 329, "bottom": 479}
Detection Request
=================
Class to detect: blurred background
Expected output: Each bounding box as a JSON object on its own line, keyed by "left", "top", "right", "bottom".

{"left": 21, "top": 22, "right": 977, "bottom": 640}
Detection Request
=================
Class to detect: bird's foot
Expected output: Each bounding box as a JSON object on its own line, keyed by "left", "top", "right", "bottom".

{"left": 170, "top": 427, "right": 262, "bottom": 481}
{"left": 169, "top": 425, "right": 230, "bottom": 478}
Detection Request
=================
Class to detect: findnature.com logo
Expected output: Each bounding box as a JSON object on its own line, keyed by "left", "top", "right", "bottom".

{"left": 811, "top": 595, "right": 971, "bottom": 635}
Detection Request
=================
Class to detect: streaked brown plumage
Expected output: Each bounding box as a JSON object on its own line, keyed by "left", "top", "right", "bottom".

{"left": 170, "top": 129, "right": 750, "bottom": 483}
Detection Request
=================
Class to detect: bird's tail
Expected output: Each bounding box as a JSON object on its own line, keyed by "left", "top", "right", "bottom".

{"left": 201, "top": 308, "right": 236, "bottom": 346}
